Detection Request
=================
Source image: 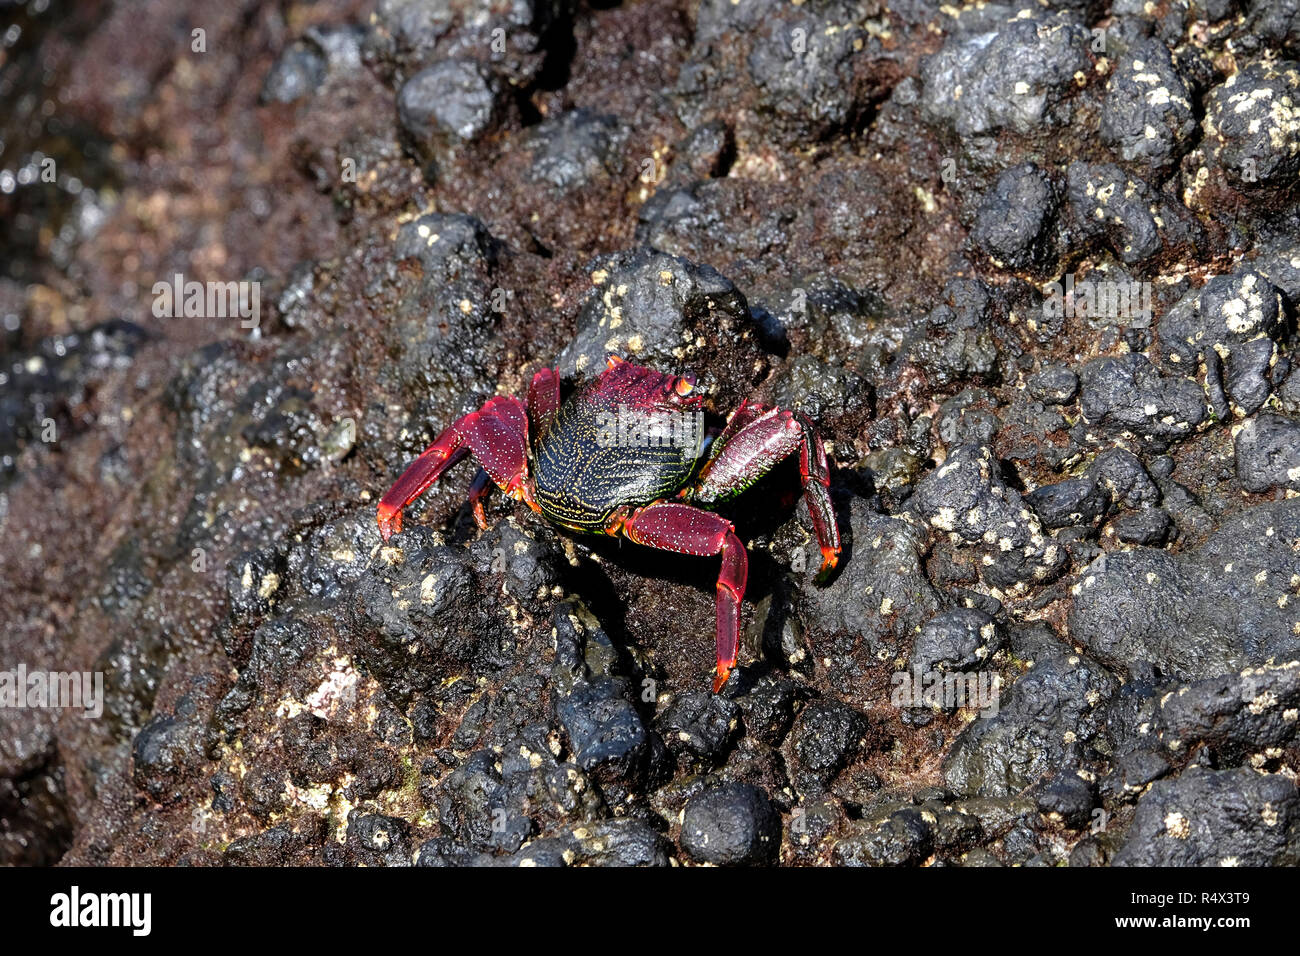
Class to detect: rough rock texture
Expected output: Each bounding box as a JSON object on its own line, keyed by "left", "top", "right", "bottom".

{"left": 1069, "top": 501, "right": 1300, "bottom": 683}
{"left": 2, "top": 0, "right": 1299, "bottom": 868}
{"left": 1112, "top": 768, "right": 1300, "bottom": 866}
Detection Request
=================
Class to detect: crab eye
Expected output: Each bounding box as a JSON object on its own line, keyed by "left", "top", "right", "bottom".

{"left": 675, "top": 377, "right": 694, "bottom": 396}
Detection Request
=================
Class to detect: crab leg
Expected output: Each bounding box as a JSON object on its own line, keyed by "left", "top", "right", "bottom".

{"left": 617, "top": 501, "right": 748, "bottom": 693}
{"left": 690, "top": 402, "right": 841, "bottom": 581}
{"left": 527, "top": 367, "right": 561, "bottom": 441}
{"left": 377, "top": 395, "right": 535, "bottom": 541}
{"left": 466, "top": 467, "right": 493, "bottom": 529}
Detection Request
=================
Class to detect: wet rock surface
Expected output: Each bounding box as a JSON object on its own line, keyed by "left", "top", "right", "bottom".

{"left": 1, "top": 0, "right": 1298, "bottom": 868}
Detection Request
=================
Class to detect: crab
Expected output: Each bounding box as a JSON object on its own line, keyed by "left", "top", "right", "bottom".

{"left": 376, "top": 355, "right": 841, "bottom": 692}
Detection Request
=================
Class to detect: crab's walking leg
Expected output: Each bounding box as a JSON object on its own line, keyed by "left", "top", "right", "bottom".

{"left": 527, "top": 367, "right": 561, "bottom": 441}
{"left": 690, "top": 402, "right": 841, "bottom": 581}
{"left": 617, "top": 502, "right": 748, "bottom": 693}
{"left": 466, "top": 468, "right": 493, "bottom": 529}
{"left": 377, "top": 395, "right": 534, "bottom": 541}
{"left": 794, "top": 410, "right": 840, "bottom": 581}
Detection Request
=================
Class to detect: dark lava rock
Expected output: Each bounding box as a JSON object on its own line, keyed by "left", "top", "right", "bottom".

{"left": 1070, "top": 499, "right": 1300, "bottom": 682}
{"left": 1098, "top": 742, "right": 1175, "bottom": 806}
{"left": 669, "top": 120, "right": 735, "bottom": 183}
{"left": 1066, "top": 162, "right": 1204, "bottom": 265}
{"left": 1235, "top": 412, "right": 1300, "bottom": 493}
{"left": 469, "top": 519, "right": 566, "bottom": 608}
{"left": 970, "top": 163, "right": 1060, "bottom": 271}
{"left": 368, "top": 0, "right": 571, "bottom": 88}
{"left": 657, "top": 691, "right": 740, "bottom": 765}
{"left": 1203, "top": 59, "right": 1300, "bottom": 189}
{"left": 1078, "top": 353, "right": 1206, "bottom": 449}
{"left": 944, "top": 640, "right": 1118, "bottom": 798}
{"left": 909, "top": 607, "right": 1006, "bottom": 676}
{"left": 1111, "top": 507, "right": 1173, "bottom": 546}
{"left": 1186, "top": 0, "right": 1241, "bottom": 21}
{"left": 398, "top": 60, "right": 502, "bottom": 150}
{"left": 380, "top": 211, "right": 502, "bottom": 406}
{"left": 1278, "top": 362, "right": 1300, "bottom": 415}
{"left": 413, "top": 836, "right": 480, "bottom": 867}
{"left": 1, "top": 319, "right": 148, "bottom": 489}
{"left": 550, "top": 603, "right": 667, "bottom": 791}
{"left": 680, "top": 782, "right": 782, "bottom": 865}
{"left": 833, "top": 804, "right": 933, "bottom": 866}
{"left": 351, "top": 523, "right": 557, "bottom": 726}
{"left": 213, "top": 613, "right": 340, "bottom": 741}
{"left": 1279, "top": 367, "right": 1300, "bottom": 416}
{"left": 921, "top": 9, "right": 1091, "bottom": 139}
{"left": 559, "top": 819, "right": 673, "bottom": 867}
{"left": 393, "top": 211, "right": 499, "bottom": 279}
{"left": 282, "top": 507, "right": 377, "bottom": 604}
{"left": 756, "top": 273, "right": 893, "bottom": 373}
{"left": 528, "top": 109, "right": 627, "bottom": 191}
{"left": 937, "top": 388, "right": 999, "bottom": 449}
{"left": 675, "top": 0, "right": 892, "bottom": 147}
{"left": 434, "top": 749, "right": 529, "bottom": 852}
{"left": 261, "top": 41, "right": 328, "bottom": 105}
{"left": 556, "top": 675, "right": 656, "bottom": 785}
{"left": 346, "top": 812, "right": 413, "bottom": 866}
{"left": 1100, "top": 38, "right": 1197, "bottom": 174}
{"left": 226, "top": 546, "right": 288, "bottom": 625}
{"left": 1026, "top": 477, "right": 1110, "bottom": 530}
{"left": 223, "top": 825, "right": 315, "bottom": 866}
{"left": 994, "top": 392, "right": 1079, "bottom": 472}
{"left": 1027, "top": 365, "right": 1079, "bottom": 405}
{"left": 1250, "top": 241, "right": 1300, "bottom": 308}
{"left": 351, "top": 532, "right": 502, "bottom": 706}
{"left": 1033, "top": 775, "right": 1095, "bottom": 830}
{"left": 789, "top": 699, "right": 868, "bottom": 790}
{"left": 922, "top": 798, "right": 985, "bottom": 857}
{"left": 1159, "top": 272, "right": 1285, "bottom": 416}
{"left": 555, "top": 249, "right": 766, "bottom": 407}
{"left": 792, "top": 496, "right": 941, "bottom": 677}
{"left": 742, "top": 1, "right": 882, "bottom": 144}
{"left": 1153, "top": 661, "right": 1300, "bottom": 764}
{"left": 16, "top": 0, "right": 1300, "bottom": 875}
{"left": 262, "top": 26, "right": 364, "bottom": 106}
{"left": 731, "top": 676, "right": 797, "bottom": 748}
{"left": 769, "top": 353, "right": 870, "bottom": 423}
{"left": 482, "top": 818, "right": 672, "bottom": 867}
{"left": 1086, "top": 447, "right": 1161, "bottom": 510}
{"left": 132, "top": 679, "right": 217, "bottom": 805}
{"left": 1113, "top": 768, "right": 1300, "bottom": 866}
{"left": 906, "top": 279, "right": 999, "bottom": 388}
{"left": 1243, "top": 0, "right": 1300, "bottom": 52}
{"left": 911, "top": 444, "right": 1065, "bottom": 591}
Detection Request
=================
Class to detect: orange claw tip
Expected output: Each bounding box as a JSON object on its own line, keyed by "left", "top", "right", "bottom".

{"left": 814, "top": 549, "right": 840, "bottom": 584}
{"left": 376, "top": 504, "right": 402, "bottom": 542}
{"left": 712, "top": 663, "right": 734, "bottom": 694}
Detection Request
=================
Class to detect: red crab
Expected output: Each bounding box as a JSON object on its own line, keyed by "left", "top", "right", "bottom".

{"left": 376, "top": 355, "right": 841, "bottom": 692}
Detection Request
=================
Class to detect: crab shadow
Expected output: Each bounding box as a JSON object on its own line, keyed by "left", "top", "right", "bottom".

{"left": 447, "top": 457, "right": 862, "bottom": 689}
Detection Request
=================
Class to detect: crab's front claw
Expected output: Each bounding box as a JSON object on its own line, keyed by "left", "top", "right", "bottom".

{"left": 377, "top": 503, "right": 403, "bottom": 542}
